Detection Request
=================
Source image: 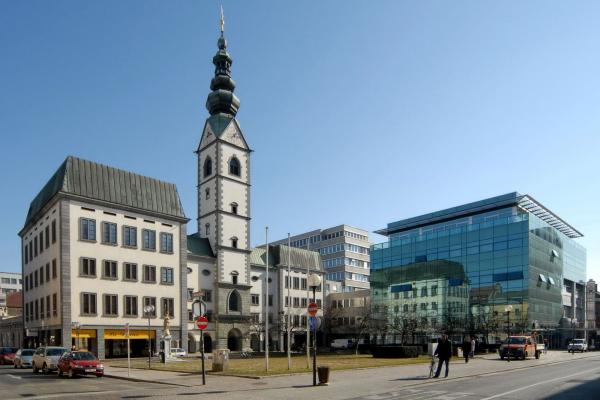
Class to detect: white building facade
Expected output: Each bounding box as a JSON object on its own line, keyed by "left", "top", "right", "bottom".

{"left": 20, "top": 156, "right": 188, "bottom": 358}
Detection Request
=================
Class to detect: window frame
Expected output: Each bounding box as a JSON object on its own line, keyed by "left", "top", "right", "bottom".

{"left": 123, "top": 263, "right": 138, "bottom": 282}
{"left": 80, "top": 218, "right": 97, "bottom": 242}
{"left": 160, "top": 232, "right": 174, "bottom": 254}
{"left": 124, "top": 295, "right": 138, "bottom": 317}
{"left": 102, "top": 260, "right": 118, "bottom": 280}
{"left": 160, "top": 267, "right": 174, "bottom": 285}
{"left": 103, "top": 294, "right": 119, "bottom": 317}
{"left": 142, "top": 264, "right": 157, "bottom": 284}
{"left": 80, "top": 257, "right": 97, "bottom": 278}
{"left": 101, "top": 221, "right": 118, "bottom": 245}
{"left": 122, "top": 225, "right": 137, "bottom": 248}
{"left": 81, "top": 292, "right": 97, "bottom": 316}
{"left": 142, "top": 229, "right": 156, "bottom": 251}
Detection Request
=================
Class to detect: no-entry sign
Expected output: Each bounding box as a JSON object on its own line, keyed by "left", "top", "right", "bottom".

{"left": 307, "top": 302, "right": 318, "bottom": 316}
{"left": 196, "top": 316, "right": 208, "bottom": 330}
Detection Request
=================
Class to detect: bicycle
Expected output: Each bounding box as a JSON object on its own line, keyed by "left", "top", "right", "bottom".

{"left": 428, "top": 354, "right": 437, "bottom": 378}
{"left": 240, "top": 351, "right": 252, "bottom": 359}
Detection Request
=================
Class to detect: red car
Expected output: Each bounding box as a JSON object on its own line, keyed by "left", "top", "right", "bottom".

{"left": 57, "top": 351, "right": 104, "bottom": 378}
{"left": 0, "top": 347, "right": 18, "bottom": 365}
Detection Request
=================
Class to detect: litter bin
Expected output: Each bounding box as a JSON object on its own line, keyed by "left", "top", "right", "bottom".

{"left": 317, "top": 366, "right": 330, "bottom": 385}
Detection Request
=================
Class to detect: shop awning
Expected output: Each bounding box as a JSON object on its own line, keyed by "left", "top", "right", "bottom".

{"left": 71, "top": 329, "right": 97, "bottom": 339}
{"left": 104, "top": 329, "right": 156, "bottom": 340}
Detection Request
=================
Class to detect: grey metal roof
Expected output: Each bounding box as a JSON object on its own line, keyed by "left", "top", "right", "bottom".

{"left": 376, "top": 192, "right": 583, "bottom": 239}
{"left": 250, "top": 245, "right": 322, "bottom": 271}
{"left": 24, "top": 156, "right": 187, "bottom": 228}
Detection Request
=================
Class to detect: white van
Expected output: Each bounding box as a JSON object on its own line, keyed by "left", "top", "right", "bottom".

{"left": 330, "top": 339, "right": 354, "bottom": 350}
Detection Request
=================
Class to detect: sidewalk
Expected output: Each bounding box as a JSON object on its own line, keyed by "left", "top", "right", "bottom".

{"left": 104, "top": 351, "right": 600, "bottom": 399}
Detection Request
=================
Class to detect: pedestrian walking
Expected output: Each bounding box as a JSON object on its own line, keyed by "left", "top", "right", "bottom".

{"left": 470, "top": 337, "right": 476, "bottom": 358}
{"left": 434, "top": 334, "right": 452, "bottom": 378}
{"left": 462, "top": 337, "right": 471, "bottom": 363}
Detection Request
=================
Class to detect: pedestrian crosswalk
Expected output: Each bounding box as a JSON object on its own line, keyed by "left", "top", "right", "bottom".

{"left": 351, "top": 387, "right": 478, "bottom": 400}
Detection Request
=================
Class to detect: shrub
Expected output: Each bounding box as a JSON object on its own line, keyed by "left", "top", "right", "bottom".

{"left": 370, "top": 345, "right": 422, "bottom": 358}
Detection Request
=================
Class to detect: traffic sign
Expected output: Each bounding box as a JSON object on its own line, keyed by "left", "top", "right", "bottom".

{"left": 307, "top": 302, "right": 318, "bottom": 316}
{"left": 196, "top": 316, "right": 209, "bottom": 330}
{"left": 309, "top": 316, "right": 320, "bottom": 331}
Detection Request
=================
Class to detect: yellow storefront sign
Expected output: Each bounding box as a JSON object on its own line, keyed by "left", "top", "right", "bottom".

{"left": 70, "top": 329, "right": 97, "bottom": 339}
{"left": 104, "top": 329, "right": 156, "bottom": 340}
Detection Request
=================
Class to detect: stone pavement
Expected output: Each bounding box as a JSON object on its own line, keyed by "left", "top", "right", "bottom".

{"left": 104, "top": 351, "right": 600, "bottom": 399}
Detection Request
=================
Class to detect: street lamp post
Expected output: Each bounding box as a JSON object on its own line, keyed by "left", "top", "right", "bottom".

{"left": 504, "top": 305, "right": 513, "bottom": 362}
{"left": 308, "top": 273, "right": 322, "bottom": 387}
{"left": 143, "top": 305, "right": 155, "bottom": 369}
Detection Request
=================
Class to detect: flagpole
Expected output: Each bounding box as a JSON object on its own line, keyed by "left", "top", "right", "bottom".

{"left": 265, "top": 226, "right": 269, "bottom": 372}
{"left": 287, "top": 233, "right": 292, "bottom": 370}
{"left": 306, "top": 237, "right": 310, "bottom": 368}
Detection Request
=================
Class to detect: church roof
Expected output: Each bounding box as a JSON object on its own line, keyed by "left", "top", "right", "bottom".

{"left": 206, "top": 113, "right": 234, "bottom": 137}
{"left": 250, "top": 245, "right": 322, "bottom": 272}
{"left": 23, "top": 156, "right": 187, "bottom": 230}
{"left": 187, "top": 233, "right": 214, "bottom": 258}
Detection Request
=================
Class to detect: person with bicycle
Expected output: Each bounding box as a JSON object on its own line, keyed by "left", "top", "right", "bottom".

{"left": 433, "top": 334, "right": 452, "bottom": 378}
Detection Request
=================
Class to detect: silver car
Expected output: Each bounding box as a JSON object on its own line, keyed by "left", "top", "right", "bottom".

{"left": 14, "top": 349, "right": 35, "bottom": 368}
{"left": 32, "top": 347, "right": 67, "bottom": 374}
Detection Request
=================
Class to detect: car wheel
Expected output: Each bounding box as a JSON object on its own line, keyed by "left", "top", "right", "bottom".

{"left": 500, "top": 355, "right": 504, "bottom": 360}
{"left": 14, "top": 362, "right": 18, "bottom": 369}
{"left": 96, "top": 373, "right": 103, "bottom": 378}
{"left": 33, "top": 363, "right": 39, "bottom": 373}
{"left": 42, "top": 363, "right": 49, "bottom": 374}
{"left": 68, "top": 368, "right": 74, "bottom": 379}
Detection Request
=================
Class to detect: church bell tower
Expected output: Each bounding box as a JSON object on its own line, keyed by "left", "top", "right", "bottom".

{"left": 196, "top": 11, "right": 252, "bottom": 351}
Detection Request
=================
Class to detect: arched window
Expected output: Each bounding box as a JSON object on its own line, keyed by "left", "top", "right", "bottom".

{"left": 230, "top": 202, "right": 238, "bottom": 215}
{"left": 231, "top": 271, "right": 239, "bottom": 285}
{"left": 229, "top": 157, "right": 241, "bottom": 176}
{"left": 203, "top": 157, "right": 213, "bottom": 178}
{"left": 228, "top": 290, "right": 240, "bottom": 311}
{"left": 231, "top": 236, "right": 238, "bottom": 249}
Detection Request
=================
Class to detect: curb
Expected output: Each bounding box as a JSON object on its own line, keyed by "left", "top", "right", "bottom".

{"left": 103, "top": 373, "right": 192, "bottom": 387}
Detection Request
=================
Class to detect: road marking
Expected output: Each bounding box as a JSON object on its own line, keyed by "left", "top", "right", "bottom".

{"left": 479, "top": 366, "right": 600, "bottom": 400}
{"left": 6, "top": 374, "right": 22, "bottom": 380}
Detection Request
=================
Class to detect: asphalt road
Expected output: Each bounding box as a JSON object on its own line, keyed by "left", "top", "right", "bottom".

{"left": 0, "top": 365, "right": 167, "bottom": 399}
{"left": 348, "top": 355, "right": 600, "bottom": 400}
{"left": 2, "top": 354, "right": 600, "bottom": 399}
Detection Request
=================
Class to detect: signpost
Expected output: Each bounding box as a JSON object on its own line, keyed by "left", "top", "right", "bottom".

{"left": 125, "top": 323, "right": 131, "bottom": 377}
{"left": 308, "top": 302, "right": 318, "bottom": 317}
{"left": 196, "top": 316, "right": 208, "bottom": 385}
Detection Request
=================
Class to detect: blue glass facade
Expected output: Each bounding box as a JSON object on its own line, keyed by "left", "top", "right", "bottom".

{"left": 370, "top": 193, "right": 586, "bottom": 344}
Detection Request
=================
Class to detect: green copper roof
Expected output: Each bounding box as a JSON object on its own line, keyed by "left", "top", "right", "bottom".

{"left": 205, "top": 30, "right": 240, "bottom": 117}
{"left": 250, "top": 245, "right": 322, "bottom": 271}
{"left": 187, "top": 233, "right": 214, "bottom": 257}
{"left": 24, "top": 156, "right": 187, "bottom": 228}
{"left": 207, "top": 113, "right": 234, "bottom": 137}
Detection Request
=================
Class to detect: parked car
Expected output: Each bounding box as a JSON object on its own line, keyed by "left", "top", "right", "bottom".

{"left": 0, "top": 347, "right": 18, "bottom": 365}
{"left": 57, "top": 351, "right": 104, "bottom": 378}
{"left": 330, "top": 339, "right": 354, "bottom": 350}
{"left": 170, "top": 348, "right": 187, "bottom": 357}
{"left": 14, "top": 349, "right": 35, "bottom": 368}
{"left": 499, "top": 336, "right": 540, "bottom": 360}
{"left": 568, "top": 339, "right": 588, "bottom": 353}
{"left": 32, "top": 346, "right": 67, "bottom": 374}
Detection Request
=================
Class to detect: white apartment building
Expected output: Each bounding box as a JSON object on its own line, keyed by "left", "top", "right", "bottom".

{"left": 0, "top": 272, "right": 22, "bottom": 316}
{"left": 20, "top": 156, "right": 188, "bottom": 358}
{"left": 271, "top": 225, "right": 372, "bottom": 292}
{"left": 248, "top": 245, "right": 324, "bottom": 351}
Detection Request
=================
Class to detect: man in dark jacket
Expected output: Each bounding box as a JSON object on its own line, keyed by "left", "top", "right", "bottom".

{"left": 434, "top": 334, "right": 452, "bottom": 378}
{"left": 462, "top": 336, "right": 472, "bottom": 363}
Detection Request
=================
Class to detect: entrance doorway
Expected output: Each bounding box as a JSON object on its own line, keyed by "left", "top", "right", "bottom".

{"left": 227, "top": 328, "right": 242, "bottom": 351}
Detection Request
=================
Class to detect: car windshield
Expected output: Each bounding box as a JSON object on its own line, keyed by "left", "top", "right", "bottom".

{"left": 21, "top": 350, "right": 35, "bottom": 356}
{"left": 572, "top": 339, "right": 585, "bottom": 343}
{"left": 507, "top": 337, "right": 526, "bottom": 344}
{"left": 72, "top": 352, "right": 96, "bottom": 360}
{"left": 47, "top": 348, "right": 66, "bottom": 356}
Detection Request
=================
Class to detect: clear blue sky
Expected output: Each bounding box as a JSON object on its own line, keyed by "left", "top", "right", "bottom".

{"left": 1, "top": 1, "right": 599, "bottom": 281}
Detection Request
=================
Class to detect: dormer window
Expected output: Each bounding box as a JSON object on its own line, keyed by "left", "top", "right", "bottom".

{"left": 203, "top": 157, "right": 213, "bottom": 178}
{"left": 229, "top": 157, "right": 241, "bottom": 176}
{"left": 231, "top": 237, "right": 238, "bottom": 249}
{"left": 231, "top": 202, "right": 238, "bottom": 215}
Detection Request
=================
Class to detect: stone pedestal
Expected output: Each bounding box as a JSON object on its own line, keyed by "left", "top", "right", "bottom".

{"left": 163, "top": 335, "right": 172, "bottom": 363}
{"left": 212, "top": 348, "right": 230, "bottom": 371}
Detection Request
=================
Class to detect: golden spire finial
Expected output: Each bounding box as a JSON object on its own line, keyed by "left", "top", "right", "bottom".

{"left": 220, "top": 5, "right": 225, "bottom": 36}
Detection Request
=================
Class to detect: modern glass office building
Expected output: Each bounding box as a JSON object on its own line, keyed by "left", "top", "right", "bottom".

{"left": 370, "top": 193, "right": 586, "bottom": 346}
